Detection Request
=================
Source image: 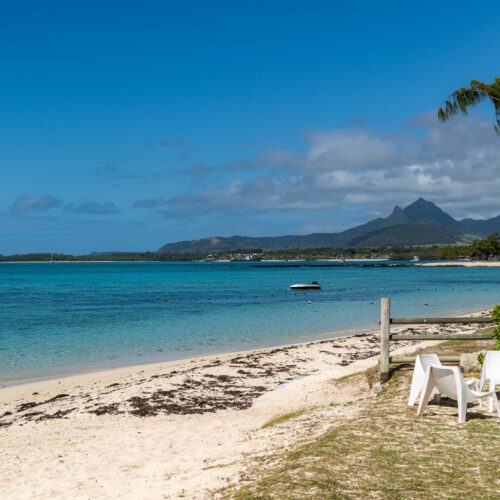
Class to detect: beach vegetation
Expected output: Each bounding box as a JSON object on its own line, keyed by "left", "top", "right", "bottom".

{"left": 261, "top": 409, "right": 307, "bottom": 429}
{"left": 470, "top": 233, "right": 500, "bottom": 260}
{"left": 491, "top": 304, "right": 500, "bottom": 350}
{"left": 437, "top": 233, "right": 500, "bottom": 261}
{"left": 438, "top": 77, "right": 500, "bottom": 134}
{"left": 478, "top": 304, "right": 500, "bottom": 370}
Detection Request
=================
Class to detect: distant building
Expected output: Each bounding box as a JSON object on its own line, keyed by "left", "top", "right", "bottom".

{"left": 230, "top": 253, "right": 261, "bottom": 262}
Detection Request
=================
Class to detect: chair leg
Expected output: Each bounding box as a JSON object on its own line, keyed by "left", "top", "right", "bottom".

{"left": 458, "top": 398, "right": 467, "bottom": 424}
{"left": 488, "top": 381, "right": 495, "bottom": 413}
{"left": 408, "top": 377, "right": 421, "bottom": 407}
{"left": 491, "top": 392, "right": 500, "bottom": 418}
{"left": 417, "top": 380, "right": 436, "bottom": 417}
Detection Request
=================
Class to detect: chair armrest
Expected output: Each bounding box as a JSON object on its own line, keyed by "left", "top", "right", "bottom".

{"left": 464, "top": 378, "right": 477, "bottom": 390}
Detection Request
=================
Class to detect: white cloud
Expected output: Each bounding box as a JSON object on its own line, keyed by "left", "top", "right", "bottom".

{"left": 10, "top": 195, "right": 62, "bottom": 214}
{"left": 166, "top": 113, "right": 500, "bottom": 221}
{"left": 307, "top": 130, "right": 410, "bottom": 170}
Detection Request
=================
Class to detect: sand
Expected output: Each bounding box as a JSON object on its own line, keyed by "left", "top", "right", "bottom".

{"left": 0, "top": 313, "right": 491, "bottom": 499}
{"left": 417, "top": 261, "right": 500, "bottom": 267}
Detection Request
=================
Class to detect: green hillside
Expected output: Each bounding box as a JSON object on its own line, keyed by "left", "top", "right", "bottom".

{"left": 158, "top": 198, "right": 500, "bottom": 253}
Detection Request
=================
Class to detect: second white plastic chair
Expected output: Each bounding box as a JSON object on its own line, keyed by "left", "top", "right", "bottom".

{"left": 408, "top": 354, "right": 475, "bottom": 406}
{"left": 479, "top": 350, "right": 500, "bottom": 413}
{"left": 417, "top": 366, "right": 500, "bottom": 423}
{"left": 408, "top": 354, "right": 442, "bottom": 406}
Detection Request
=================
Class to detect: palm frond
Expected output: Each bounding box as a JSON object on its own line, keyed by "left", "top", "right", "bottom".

{"left": 437, "top": 87, "right": 485, "bottom": 121}
{"left": 437, "top": 78, "right": 500, "bottom": 134}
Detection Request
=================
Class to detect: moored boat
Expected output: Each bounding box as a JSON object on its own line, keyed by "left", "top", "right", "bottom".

{"left": 289, "top": 281, "right": 321, "bottom": 290}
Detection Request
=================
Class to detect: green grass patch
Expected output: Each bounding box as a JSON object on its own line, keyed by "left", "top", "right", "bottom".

{"left": 421, "top": 339, "right": 494, "bottom": 358}
{"left": 261, "top": 409, "right": 307, "bottom": 429}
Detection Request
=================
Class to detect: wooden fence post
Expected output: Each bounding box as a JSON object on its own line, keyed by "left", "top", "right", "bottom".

{"left": 380, "top": 297, "right": 391, "bottom": 383}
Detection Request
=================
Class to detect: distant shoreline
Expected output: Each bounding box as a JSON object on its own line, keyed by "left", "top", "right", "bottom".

{"left": 416, "top": 261, "right": 500, "bottom": 267}
{"left": 0, "top": 259, "right": 396, "bottom": 264}
{"left": 1, "top": 259, "right": 500, "bottom": 267}
{"left": 0, "top": 260, "right": 160, "bottom": 264}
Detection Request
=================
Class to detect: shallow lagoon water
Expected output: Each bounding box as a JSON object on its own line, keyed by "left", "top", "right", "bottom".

{"left": 0, "top": 261, "right": 499, "bottom": 383}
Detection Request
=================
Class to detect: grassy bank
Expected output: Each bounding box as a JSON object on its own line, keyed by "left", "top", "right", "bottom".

{"left": 231, "top": 340, "right": 499, "bottom": 499}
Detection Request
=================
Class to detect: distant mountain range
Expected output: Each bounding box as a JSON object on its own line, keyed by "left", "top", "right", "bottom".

{"left": 158, "top": 198, "right": 500, "bottom": 253}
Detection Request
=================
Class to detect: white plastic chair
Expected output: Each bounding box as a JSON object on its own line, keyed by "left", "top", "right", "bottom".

{"left": 408, "top": 354, "right": 475, "bottom": 406}
{"left": 408, "top": 354, "right": 442, "bottom": 406}
{"left": 478, "top": 351, "right": 500, "bottom": 413}
{"left": 417, "top": 366, "right": 500, "bottom": 423}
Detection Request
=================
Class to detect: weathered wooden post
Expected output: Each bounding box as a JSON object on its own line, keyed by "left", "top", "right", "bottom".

{"left": 380, "top": 297, "right": 391, "bottom": 383}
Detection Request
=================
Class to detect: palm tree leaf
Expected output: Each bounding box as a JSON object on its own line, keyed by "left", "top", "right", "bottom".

{"left": 438, "top": 78, "right": 500, "bottom": 134}
{"left": 437, "top": 88, "right": 485, "bottom": 121}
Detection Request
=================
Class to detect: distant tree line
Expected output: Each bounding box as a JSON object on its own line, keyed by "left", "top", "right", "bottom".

{"left": 0, "top": 252, "right": 197, "bottom": 262}
{"left": 1, "top": 234, "right": 499, "bottom": 262}
{"left": 436, "top": 233, "right": 500, "bottom": 261}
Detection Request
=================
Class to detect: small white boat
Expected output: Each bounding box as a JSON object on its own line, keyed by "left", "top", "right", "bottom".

{"left": 289, "top": 281, "right": 321, "bottom": 290}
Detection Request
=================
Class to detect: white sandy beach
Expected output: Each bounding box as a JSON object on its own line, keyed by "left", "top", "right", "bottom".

{"left": 0, "top": 314, "right": 491, "bottom": 499}
{"left": 417, "top": 261, "right": 500, "bottom": 267}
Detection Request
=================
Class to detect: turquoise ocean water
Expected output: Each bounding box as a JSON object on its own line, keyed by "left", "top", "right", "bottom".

{"left": 0, "top": 261, "right": 499, "bottom": 383}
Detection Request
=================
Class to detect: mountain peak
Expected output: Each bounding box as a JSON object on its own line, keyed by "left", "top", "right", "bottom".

{"left": 402, "top": 198, "right": 459, "bottom": 227}
{"left": 408, "top": 197, "right": 435, "bottom": 208}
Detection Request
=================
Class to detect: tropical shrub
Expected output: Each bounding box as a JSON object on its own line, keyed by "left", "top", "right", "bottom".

{"left": 491, "top": 304, "right": 500, "bottom": 350}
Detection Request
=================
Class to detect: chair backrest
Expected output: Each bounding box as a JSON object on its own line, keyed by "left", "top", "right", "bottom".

{"left": 483, "top": 351, "right": 500, "bottom": 380}
{"left": 429, "top": 366, "right": 466, "bottom": 400}
{"left": 417, "top": 354, "right": 442, "bottom": 373}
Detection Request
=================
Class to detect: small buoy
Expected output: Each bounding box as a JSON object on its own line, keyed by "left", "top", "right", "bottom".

{"left": 308, "top": 300, "right": 312, "bottom": 304}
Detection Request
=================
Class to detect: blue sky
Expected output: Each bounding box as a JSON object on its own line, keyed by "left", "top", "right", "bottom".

{"left": 1, "top": 1, "right": 499, "bottom": 253}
